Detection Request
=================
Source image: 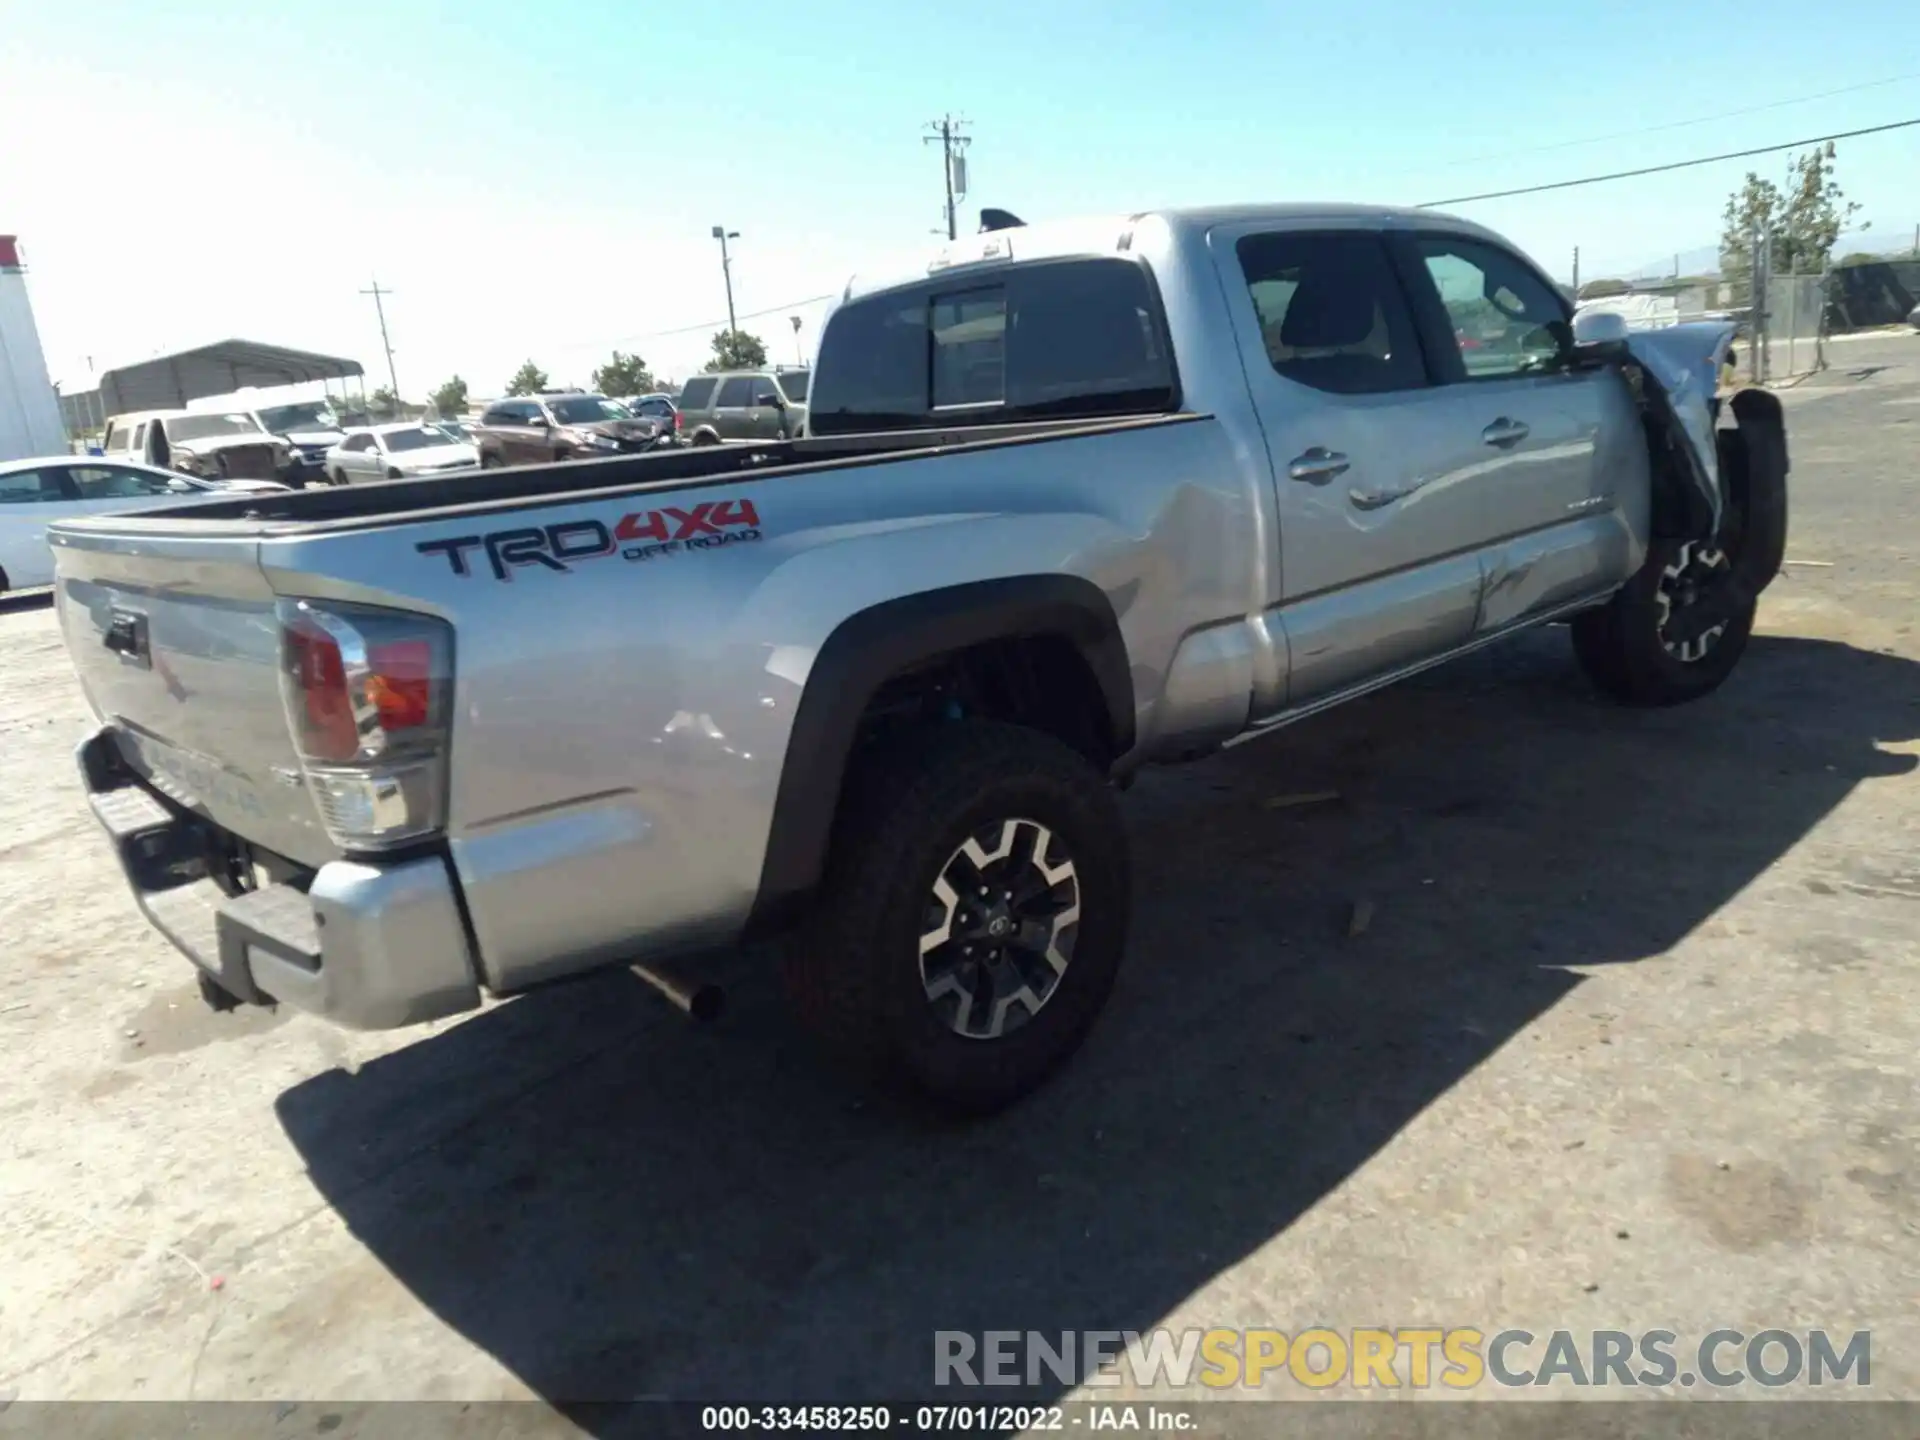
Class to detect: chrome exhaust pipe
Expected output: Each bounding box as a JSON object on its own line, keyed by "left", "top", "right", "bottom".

{"left": 631, "top": 962, "right": 724, "bottom": 1023}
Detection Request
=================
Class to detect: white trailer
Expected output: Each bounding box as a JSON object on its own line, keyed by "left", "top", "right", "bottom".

{"left": 0, "top": 236, "right": 67, "bottom": 462}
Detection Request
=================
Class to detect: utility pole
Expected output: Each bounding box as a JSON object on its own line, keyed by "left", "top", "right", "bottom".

{"left": 359, "top": 280, "right": 400, "bottom": 406}
{"left": 923, "top": 115, "right": 971, "bottom": 241}
{"left": 711, "top": 225, "right": 740, "bottom": 338}
{"left": 1571, "top": 246, "right": 1580, "bottom": 295}
{"left": 790, "top": 314, "right": 804, "bottom": 366}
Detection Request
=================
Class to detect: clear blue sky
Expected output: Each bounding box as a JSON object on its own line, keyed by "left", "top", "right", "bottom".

{"left": 2, "top": 0, "right": 1915, "bottom": 398}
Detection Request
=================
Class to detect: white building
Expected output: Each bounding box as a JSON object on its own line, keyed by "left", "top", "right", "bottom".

{"left": 0, "top": 236, "right": 67, "bottom": 461}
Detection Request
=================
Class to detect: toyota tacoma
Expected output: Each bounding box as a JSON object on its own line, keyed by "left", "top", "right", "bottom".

{"left": 48, "top": 204, "right": 1786, "bottom": 1111}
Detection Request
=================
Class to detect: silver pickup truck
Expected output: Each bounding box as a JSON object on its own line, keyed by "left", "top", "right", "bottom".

{"left": 49, "top": 203, "right": 1787, "bottom": 1111}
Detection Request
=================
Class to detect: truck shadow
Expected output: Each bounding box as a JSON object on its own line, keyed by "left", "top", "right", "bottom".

{"left": 0, "top": 589, "right": 54, "bottom": 615}
{"left": 275, "top": 631, "right": 1917, "bottom": 1427}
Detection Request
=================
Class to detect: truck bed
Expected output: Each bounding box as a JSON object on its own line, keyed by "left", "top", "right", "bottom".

{"left": 76, "top": 414, "right": 1193, "bottom": 535}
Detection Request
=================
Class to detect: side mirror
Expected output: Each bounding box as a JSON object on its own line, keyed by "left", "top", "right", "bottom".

{"left": 527, "top": 413, "right": 550, "bottom": 428}
{"left": 755, "top": 392, "right": 784, "bottom": 409}
{"left": 1572, "top": 309, "right": 1630, "bottom": 345}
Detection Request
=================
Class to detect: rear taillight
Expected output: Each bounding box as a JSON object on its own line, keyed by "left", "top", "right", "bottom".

{"left": 673, "top": 410, "right": 682, "bottom": 433}
{"left": 276, "top": 599, "right": 453, "bottom": 851}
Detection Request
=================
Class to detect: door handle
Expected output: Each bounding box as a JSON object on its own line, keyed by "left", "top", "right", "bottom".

{"left": 1287, "top": 447, "right": 1350, "bottom": 484}
{"left": 1482, "top": 417, "right": 1530, "bottom": 448}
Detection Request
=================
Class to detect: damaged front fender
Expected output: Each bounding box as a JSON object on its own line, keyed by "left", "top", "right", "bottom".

{"left": 1621, "top": 320, "right": 1737, "bottom": 538}
{"left": 1605, "top": 320, "right": 1790, "bottom": 636}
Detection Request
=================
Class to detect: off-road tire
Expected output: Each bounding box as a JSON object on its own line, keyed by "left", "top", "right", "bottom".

{"left": 783, "top": 720, "right": 1131, "bottom": 1114}
{"left": 1571, "top": 539, "right": 1755, "bottom": 706}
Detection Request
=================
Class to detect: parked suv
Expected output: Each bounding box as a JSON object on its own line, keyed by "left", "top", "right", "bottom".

{"left": 676, "top": 368, "right": 809, "bottom": 445}
{"left": 472, "top": 393, "right": 673, "bottom": 468}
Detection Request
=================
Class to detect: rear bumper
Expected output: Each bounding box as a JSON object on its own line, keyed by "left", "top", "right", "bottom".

{"left": 78, "top": 727, "right": 481, "bottom": 1030}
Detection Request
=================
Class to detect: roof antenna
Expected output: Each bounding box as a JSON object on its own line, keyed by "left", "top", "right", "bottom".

{"left": 979, "top": 208, "right": 1025, "bottom": 233}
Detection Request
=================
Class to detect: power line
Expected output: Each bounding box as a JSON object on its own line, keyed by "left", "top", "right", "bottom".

{"left": 1419, "top": 116, "right": 1920, "bottom": 208}
{"left": 1428, "top": 71, "right": 1920, "bottom": 173}
{"left": 595, "top": 293, "right": 839, "bottom": 348}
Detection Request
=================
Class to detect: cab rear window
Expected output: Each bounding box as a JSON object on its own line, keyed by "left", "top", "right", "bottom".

{"left": 808, "top": 258, "right": 1176, "bottom": 435}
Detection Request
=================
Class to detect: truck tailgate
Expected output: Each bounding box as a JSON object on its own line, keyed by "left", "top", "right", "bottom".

{"left": 52, "top": 526, "right": 334, "bottom": 867}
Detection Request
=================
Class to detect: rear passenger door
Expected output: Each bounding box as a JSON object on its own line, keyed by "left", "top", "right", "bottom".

{"left": 490, "top": 402, "right": 541, "bottom": 464}
{"left": 712, "top": 375, "right": 757, "bottom": 440}
{"left": 1211, "top": 225, "right": 1485, "bottom": 707}
{"left": 676, "top": 376, "right": 718, "bottom": 438}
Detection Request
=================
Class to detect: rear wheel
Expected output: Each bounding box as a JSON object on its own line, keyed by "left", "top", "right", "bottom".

{"left": 1572, "top": 538, "right": 1754, "bottom": 705}
{"left": 480, "top": 453, "right": 504, "bottom": 469}
{"left": 692, "top": 432, "right": 719, "bottom": 447}
{"left": 784, "top": 720, "right": 1130, "bottom": 1113}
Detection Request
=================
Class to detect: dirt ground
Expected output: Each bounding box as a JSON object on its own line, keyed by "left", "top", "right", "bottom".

{"left": 2, "top": 336, "right": 1916, "bottom": 1428}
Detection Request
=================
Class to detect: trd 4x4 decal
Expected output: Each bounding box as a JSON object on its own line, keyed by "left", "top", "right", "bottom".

{"left": 418, "top": 498, "right": 761, "bottom": 580}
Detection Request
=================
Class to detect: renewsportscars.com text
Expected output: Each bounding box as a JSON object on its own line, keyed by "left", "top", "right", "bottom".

{"left": 934, "top": 1327, "right": 1871, "bottom": 1391}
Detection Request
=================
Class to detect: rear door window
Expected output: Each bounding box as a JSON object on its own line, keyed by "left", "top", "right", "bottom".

{"left": 1235, "top": 232, "right": 1429, "bottom": 395}
{"left": 678, "top": 376, "right": 718, "bottom": 411}
{"left": 0, "top": 468, "right": 74, "bottom": 504}
{"left": 715, "top": 376, "right": 756, "bottom": 408}
{"left": 809, "top": 258, "right": 1176, "bottom": 434}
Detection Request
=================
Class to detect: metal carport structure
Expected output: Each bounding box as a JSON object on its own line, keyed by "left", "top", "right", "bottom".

{"left": 95, "top": 338, "right": 365, "bottom": 414}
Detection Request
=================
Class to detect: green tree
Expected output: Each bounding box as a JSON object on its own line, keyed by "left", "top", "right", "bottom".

{"left": 1577, "top": 277, "right": 1631, "bottom": 301}
{"left": 1719, "top": 143, "right": 1864, "bottom": 303}
{"left": 704, "top": 329, "right": 768, "bottom": 372}
{"left": 368, "top": 385, "right": 400, "bottom": 418}
{"left": 429, "top": 374, "right": 469, "bottom": 418}
{"left": 506, "top": 360, "right": 550, "bottom": 396}
{"left": 591, "top": 350, "right": 655, "bottom": 397}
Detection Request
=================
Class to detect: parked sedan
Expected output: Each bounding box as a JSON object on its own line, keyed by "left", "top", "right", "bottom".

{"left": 324, "top": 423, "right": 480, "bottom": 485}
{"left": 0, "top": 456, "right": 286, "bottom": 595}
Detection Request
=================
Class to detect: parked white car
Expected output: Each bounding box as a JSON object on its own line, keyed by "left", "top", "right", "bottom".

{"left": 323, "top": 423, "right": 479, "bottom": 485}
{"left": 0, "top": 456, "right": 287, "bottom": 594}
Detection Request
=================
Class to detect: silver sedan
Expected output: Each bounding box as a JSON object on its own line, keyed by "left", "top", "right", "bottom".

{"left": 324, "top": 423, "right": 480, "bottom": 485}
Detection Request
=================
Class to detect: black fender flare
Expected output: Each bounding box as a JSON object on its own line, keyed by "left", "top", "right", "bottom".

{"left": 746, "top": 574, "right": 1134, "bottom": 934}
{"left": 1660, "top": 387, "right": 1790, "bottom": 648}
{"left": 1722, "top": 387, "right": 1789, "bottom": 593}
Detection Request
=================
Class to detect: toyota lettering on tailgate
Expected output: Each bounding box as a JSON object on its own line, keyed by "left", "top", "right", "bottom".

{"left": 417, "top": 498, "right": 762, "bottom": 580}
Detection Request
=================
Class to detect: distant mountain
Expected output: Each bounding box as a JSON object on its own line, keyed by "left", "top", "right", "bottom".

{"left": 1617, "top": 222, "right": 1908, "bottom": 282}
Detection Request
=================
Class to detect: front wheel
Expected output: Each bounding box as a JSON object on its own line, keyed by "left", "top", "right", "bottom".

{"left": 1571, "top": 538, "right": 1755, "bottom": 705}
{"left": 784, "top": 720, "right": 1130, "bottom": 1113}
